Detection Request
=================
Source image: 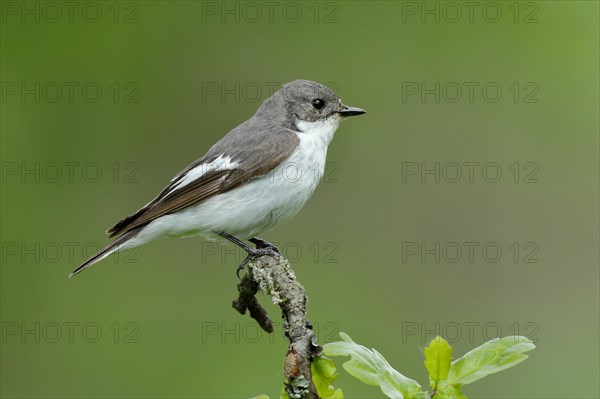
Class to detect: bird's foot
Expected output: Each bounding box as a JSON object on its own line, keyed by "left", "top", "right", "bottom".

{"left": 249, "top": 237, "right": 281, "bottom": 255}
{"left": 236, "top": 238, "right": 281, "bottom": 278}
{"left": 216, "top": 232, "right": 281, "bottom": 278}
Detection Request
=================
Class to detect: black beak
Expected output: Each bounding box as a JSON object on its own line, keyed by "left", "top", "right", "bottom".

{"left": 337, "top": 104, "right": 366, "bottom": 117}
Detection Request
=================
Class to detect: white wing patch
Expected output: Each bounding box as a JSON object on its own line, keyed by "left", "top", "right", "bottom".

{"left": 166, "top": 155, "right": 239, "bottom": 197}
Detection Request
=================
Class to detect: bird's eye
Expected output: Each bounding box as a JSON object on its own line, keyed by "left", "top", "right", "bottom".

{"left": 311, "top": 99, "right": 325, "bottom": 110}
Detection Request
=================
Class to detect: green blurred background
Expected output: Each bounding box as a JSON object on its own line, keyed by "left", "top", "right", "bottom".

{"left": 1, "top": 1, "right": 598, "bottom": 398}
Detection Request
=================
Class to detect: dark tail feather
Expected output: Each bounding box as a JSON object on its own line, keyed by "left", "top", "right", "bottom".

{"left": 69, "top": 229, "right": 139, "bottom": 278}
{"left": 106, "top": 209, "right": 145, "bottom": 238}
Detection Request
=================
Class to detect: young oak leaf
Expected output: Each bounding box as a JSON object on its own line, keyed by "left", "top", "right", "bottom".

{"left": 435, "top": 336, "right": 535, "bottom": 397}
{"left": 432, "top": 383, "right": 467, "bottom": 399}
{"left": 324, "top": 332, "right": 427, "bottom": 399}
{"left": 423, "top": 336, "right": 452, "bottom": 391}
{"left": 311, "top": 356, "right": 344, "bottom": 398}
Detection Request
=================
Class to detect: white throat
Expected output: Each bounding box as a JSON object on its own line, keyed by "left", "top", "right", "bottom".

{"left": 295, "top": 116, "right": 341, "bottom": 147}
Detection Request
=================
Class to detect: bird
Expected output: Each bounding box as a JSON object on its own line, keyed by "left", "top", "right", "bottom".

{"left": 69, "top": 79, "right": 365, "bottom": 277}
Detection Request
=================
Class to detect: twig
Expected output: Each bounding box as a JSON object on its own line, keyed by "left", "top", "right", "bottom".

{"left": 232, "top": 255, "right": 322, "bottom": 399}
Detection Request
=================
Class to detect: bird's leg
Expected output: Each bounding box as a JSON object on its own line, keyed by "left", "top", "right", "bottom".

{"left": 218, "top": 233, "right": 280, "bottom": 278}
{"left": 218, "top": 233, "right": 255, "bottom": 253}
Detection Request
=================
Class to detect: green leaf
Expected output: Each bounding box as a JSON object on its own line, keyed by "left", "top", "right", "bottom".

{"left": 424, "top": 336, "right": 452, "bottom": 390}
{"left": 433, "top": 383, "right": 467, "bottom": 399}
{"left": 312, "top": 356, "right": 344, "bottom": 398}
{"left": 447, "top": 336, "right": 535, "bottom": 385}
{"left": 324, "top": 332, "right": 427, "bottom": 399}
{"left": 435, "top": 336, "right": 535, "bottom": 397}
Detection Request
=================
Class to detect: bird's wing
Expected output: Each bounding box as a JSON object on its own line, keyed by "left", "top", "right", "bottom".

{"left": 106, "top": 130, "right": 300, "bottom": 238}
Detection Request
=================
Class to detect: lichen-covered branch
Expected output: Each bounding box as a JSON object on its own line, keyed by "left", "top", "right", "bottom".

{"left": 232, "top": 255, "right": 322, "bottom": 399}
